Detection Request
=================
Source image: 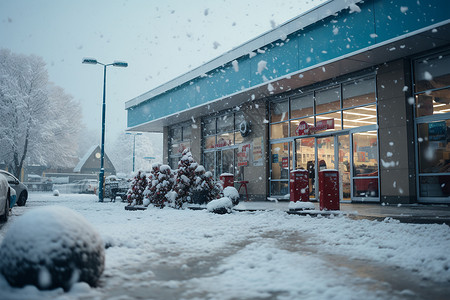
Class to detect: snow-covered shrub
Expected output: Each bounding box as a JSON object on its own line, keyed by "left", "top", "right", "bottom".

{"left": 52, "top": 189, "right": 59, "bottom": 196}
{"left": 193, "top": 166, "right": 223, "bottom": 203}
{"left": 126, "top": 170, "right": 148, "bottom": 206}
{"left": 0, "top": 206, "right": 104, "bottom": 291}
{"left": 207, "top": 197, "right": 233, "bottom": 214}
{"left": 147, "top": 164, "right": 174, "bottom": 209}
{"left": 223, "top": 186, "right": 239, "bottom": 206}
{"left": 173, "top": 149, "right": 198, "bottom": 207}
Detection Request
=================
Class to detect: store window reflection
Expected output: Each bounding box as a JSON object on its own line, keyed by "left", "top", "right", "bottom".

{"left": 417, "top": 120, "right": 450, "bottom": 197}
{"left": 271, "top": 142, "right": 290, "bottom": 196}
{"left": 353, "top": 131, "right": 379, "bottom": 197}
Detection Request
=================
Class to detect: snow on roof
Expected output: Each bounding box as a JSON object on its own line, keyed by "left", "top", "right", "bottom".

{"left": 125, "top": 0, "right": 360, "bottom": 110}
{"left": 73, "top": 145, "right": 99, "bottom": 173}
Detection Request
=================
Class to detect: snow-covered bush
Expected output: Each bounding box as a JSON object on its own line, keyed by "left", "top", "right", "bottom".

{"left": 52, "top": 189, "right": 59, "bottom": 196}
{"left": 193, "top": 166, "right": 223, "bottom": 203}
{"left": 0, "top": 206, "right": 104, "bottom": 291}
{"left": 147, "top": 164, "right": 174, "bottom": 209}
{"left": 173, "top": 149, "right": 198, "bottom": 207}
{"left": 223, "top": 186, "right": 239, "bottom": 206}
{"left": 126, "top": 170, "right": 148, "bottom": 206}
{"left": 207, "top": 197, "right": 233, "bottom": 214}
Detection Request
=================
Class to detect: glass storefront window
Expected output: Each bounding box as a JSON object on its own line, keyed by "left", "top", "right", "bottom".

{"left": 270, "top": 181, "right": 289, "bottom": 197}
{"left": 315, "top": 86, "right": 340, "bottom": 114}
{"left": 415, "top": 88, "right": 450, "bottom": 117}
{"left": 353, "top": 131, "right": 378, "bottom": 176}
{"left": 222, "top": 149, "right": 235, "bottom": 175}
{"left": 343, "top": 77, "right": 375, "bottom": 109}
{"left": 419, "top": 175, "right": 450, "bottom": 197}
{"left": 171, "top": 127, "right": 182, "bottom": 142}
{"left": 271, "top": 142, "right": 290, "bottom": 180}
{"left": 271, "top": 100, "right": 289, "bottom": 122}
{"left": 216, "top": 133, "right": 233, "bottom": 148}
{"left": 204, "top": 152, "right": 215, "bottom": 177}
{"left": 217, "top": 114, "right": 234, "bottom": 133}
{"left": 417, "top": 120, "right": 450, "bottom": 174}
{"left": 352, "top": 130, "right": 379, "bottom": 197}
{"left": 183, "top": 125, "right": 192, "bottom": 140}
{"left": 291, "top": 93, "right": 314, "bottom": 119}
{"left": 270, "top": 122, "right": 289, "bottom": 139}
{"left": 343, "top": 105, "right": 377, "bottom": 129}
{"left": 235, "top": 131, "right": 244, "bottom": 144}
{"left": 235, "top": 112, "right": 245, "bottom": 130}
{"left": 169, "top": 157, "right": 179, "bottom": 170}
{"left": 205, "top": 136, "right": 216, "bottom": 149}
{"left": 415, "top": 52, "right": 450, "bottom": 93}
{"left": 203, "top": 118, "right": 216, "bottom": 135}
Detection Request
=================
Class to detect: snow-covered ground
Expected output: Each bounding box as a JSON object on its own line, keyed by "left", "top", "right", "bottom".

{"left": 0, "top": 193, "right": 449, "bottom": 300}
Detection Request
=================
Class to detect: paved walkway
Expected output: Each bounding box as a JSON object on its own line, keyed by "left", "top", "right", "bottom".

{"left": 233, "top": 201, "right": 450, "bottom": 225}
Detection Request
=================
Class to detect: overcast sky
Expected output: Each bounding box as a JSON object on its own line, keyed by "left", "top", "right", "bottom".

{"left": 0, "top": 0, "right": 325, "bottom": 142}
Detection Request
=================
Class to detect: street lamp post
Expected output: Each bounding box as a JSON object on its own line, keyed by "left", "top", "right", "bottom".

{"left": 82, "top": 58, "right": 128, "bottom": 202}
{"left": 126, "top": 132, "right": 142, "bottom": 172}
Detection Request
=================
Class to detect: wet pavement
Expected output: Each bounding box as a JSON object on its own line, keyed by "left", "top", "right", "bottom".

{"left": 234, "top": 201, "right": 450, "bottom": 225}
{"left": 99, "top": 230, "right": 450, "bottom": 300}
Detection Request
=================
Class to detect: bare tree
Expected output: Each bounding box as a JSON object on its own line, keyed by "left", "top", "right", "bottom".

{"left": 0, "top": 49, "right": 82, "bottom": 178}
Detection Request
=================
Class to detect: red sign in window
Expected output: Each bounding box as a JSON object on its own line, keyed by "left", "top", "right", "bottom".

{"left": 282, "top": 157, "right": 289, "bottom": 168}
{"left": 295, "top": 119, "right": 334, "bottom": 136}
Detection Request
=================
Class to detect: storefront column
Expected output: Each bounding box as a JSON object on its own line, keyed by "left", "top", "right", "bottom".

{"left": 377, "top": 59, "right": 417, "bottom": 204}
{"left": 162, "top": 126, "right": 169, "bottom": 165}
{"left": 190, "top": 118, "right": 202, "bottom": 163}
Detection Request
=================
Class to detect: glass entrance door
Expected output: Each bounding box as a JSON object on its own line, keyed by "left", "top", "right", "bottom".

{"left": 295, "top": 137, "right": 315, "bottom": 199}
{"left": 295, "top": 134, "right": 350, "bottom": 201}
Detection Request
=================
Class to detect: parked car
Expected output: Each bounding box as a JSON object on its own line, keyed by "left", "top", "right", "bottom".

{"left": 0, "top": 170, "right": 28, "bottom": 206}
{"left": 0, "top": 174, "right": 12, "bottom": 222}
{"left": 76, "top": 179, "right": 98, "bottom": 194}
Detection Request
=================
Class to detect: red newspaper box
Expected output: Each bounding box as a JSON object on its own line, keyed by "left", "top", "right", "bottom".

{"left": 220, "top": 173, "right": 234, "bottom": 188}
{"left": 319, "top": 170, "right": 340, "bottom": 210}
{"left": 290, "top": 169, "right": 309, "bottom": 202}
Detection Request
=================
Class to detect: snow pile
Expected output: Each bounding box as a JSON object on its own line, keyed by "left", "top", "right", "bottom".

{"left": 207, "top": 197, "right": 233, "bottom": 214}
{"left": 223, "top": 186, "right": 239, "bottom": 205}
{"left": 1, "top": 194, "right": 450, "bottom": 299}
{"left": 288, "top": 201, "right": 315, "bottom": 211}
{"left": 0, "top": 206, "right": 104, "bottom": 291}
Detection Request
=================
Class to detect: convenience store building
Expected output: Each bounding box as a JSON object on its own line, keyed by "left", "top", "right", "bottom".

{"left": 125, "top": 0, "right": 450, "bottom": 205}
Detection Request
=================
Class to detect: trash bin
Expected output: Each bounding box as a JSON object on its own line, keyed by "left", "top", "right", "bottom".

{"left": 290, "top": 169, "right": 309, "bottom": 202}
{"left": 319, "top": 169, "right": 340, "bottom": 210}
{"left": 220, "top": 173, "right": 234, "bottom": 188}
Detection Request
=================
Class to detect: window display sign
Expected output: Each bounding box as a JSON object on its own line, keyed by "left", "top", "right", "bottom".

{"left": 237, "top": 143, "right": 251, "bottom": 167}
{"left": 216, "top": 137, "right": 232, "bottom": 148}
{"left": 428, "top": 121, "right": 446, "bottom": 141}
{"left": 295, "top": 119, "right": 334, "bottom": 136}
{"left": 253, "top": 137, "right": 263, "bottom": 166}
{"left": 282, "top": 157, "right": 289, "bottom": 168}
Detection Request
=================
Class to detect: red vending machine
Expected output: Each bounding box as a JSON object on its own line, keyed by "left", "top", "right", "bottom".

{"left": 220, "top": 173, "right": 235, "bottom": 188}
{"left": 319, "top": 170, "right": 340, "bottom": 210}
{"left": 290, "top": 169, "right": 309, "bottom": 202}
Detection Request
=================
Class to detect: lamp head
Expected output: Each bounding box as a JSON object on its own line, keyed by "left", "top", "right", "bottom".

{"left": 113, "top": 61, "right": 128, "bottom": 67}
{"left": 82, "top": 58, "right": 98, "bottom": 65}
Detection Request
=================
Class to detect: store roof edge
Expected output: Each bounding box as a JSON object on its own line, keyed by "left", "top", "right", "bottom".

{"left": 125, "top": 0, "right": 361, "bottom": 110}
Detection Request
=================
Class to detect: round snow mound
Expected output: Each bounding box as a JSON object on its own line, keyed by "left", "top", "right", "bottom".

{"left": 207, "top": 197, "right": 233, "bottom": 214}
{"left": 223, "top": 186, "right": 239, "bottom": 205}
{"left": 0, "top": 206, "right": 105, "bottom": 291}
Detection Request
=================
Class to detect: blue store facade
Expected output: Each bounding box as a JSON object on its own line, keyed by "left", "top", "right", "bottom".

{"left": 126, "top": 0, "right": 450, "bottom": 204}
